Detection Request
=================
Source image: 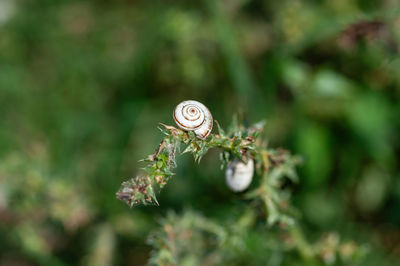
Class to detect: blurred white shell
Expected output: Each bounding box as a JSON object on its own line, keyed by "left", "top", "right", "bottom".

{"left": 173, "top": 100, "right": 213, "bottom": 140}
{"left": 225, "top": 158, "right": 254, "bottom": 192}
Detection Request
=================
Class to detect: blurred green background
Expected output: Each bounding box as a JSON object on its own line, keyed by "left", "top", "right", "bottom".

{"left": 0, "top": 0, "right": 400, "bottom": 265}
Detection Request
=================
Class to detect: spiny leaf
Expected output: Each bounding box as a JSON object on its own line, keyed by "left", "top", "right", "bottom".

{"left": 117, "top": 119, "right": 302, "bottom": 228}
{"left": 215, "top": 120, "right": 226, "bottom": 136}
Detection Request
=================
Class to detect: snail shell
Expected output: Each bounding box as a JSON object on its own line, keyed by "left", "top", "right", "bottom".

{"left": 173, "top": 100, "right": 213, "bottom": 140}
{"left": 225, "top": 158, "right": 254, "bottom": 192}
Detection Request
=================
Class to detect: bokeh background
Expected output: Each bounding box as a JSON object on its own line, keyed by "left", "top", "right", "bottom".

{"left": 0, "top": 0, "right": 400, "bottom": 265}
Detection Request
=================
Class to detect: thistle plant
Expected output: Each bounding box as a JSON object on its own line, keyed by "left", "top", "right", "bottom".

{"left": 116, "top": 102, "right": 367, "bottom": 265}
{"left": 147, "top": 210, "right": 367, "bottom": 266}
{"left": 116, "top": 117, "right": 298, "bottom": 225}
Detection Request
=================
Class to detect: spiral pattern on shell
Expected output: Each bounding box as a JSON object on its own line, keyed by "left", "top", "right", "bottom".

{"left": 225, "top": 158, "right": 254, "bottom": 192}
{"left": 173, "top": 100, "right": 213, "bottom": 140}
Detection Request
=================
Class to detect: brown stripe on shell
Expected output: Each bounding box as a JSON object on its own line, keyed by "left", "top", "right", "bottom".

{"left": 173, "top": 104, "right": 206, "bottom": 130}
{"left": 173, "top": 101, "right": 213, "bottom": 139}
{"left": 198, "top": 128, "right": 211, "bottom": 139}
{"left": 173, "top": 106, "right": 190, "bottom": 129}
{"left": 182, "top": 105, "right": 201, "bottom": 122}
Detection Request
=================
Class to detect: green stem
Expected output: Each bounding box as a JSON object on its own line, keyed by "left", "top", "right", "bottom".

{"left": 290, "top": 226, "right": 319, "bottom": 265}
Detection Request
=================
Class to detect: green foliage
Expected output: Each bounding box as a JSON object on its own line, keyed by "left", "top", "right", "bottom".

{"left": 117, "top": 119, "right": 298, "bottom": 226}
{"left": 117, "top": 118, "right": 367, "bottom": 265}
{"left": 147, "top": 210, "right": 368, "bottom": 266}
{"left": 0, "top": 0, "right": 400, "bottom": 265}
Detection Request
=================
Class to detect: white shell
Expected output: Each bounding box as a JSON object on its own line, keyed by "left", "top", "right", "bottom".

{"left": 173, "top": 100, "right": 213, "bottom": 140}
{"left": 225, "top": 158, "right": 254, "bottom": 192}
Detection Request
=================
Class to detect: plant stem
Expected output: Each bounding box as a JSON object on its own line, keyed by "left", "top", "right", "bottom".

{"left": 290, "top": 226, "right": 319, "bottom": 265}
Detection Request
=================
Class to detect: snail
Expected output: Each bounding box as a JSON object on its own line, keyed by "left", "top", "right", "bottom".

{"left": 225, "top": 158, "right": 254, "bottom": 192}
{"left": 173, "top": 100, "right": 213, "bottom": 140}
